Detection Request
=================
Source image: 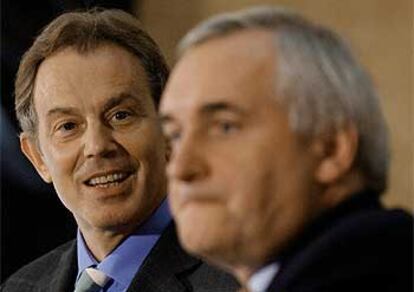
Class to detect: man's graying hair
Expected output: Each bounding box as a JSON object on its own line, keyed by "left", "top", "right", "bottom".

{"left": 15, "top": 8, "right": 169, "bottom": 138}
{"left": 178, "top": 6, "right": 389, "bottom": 193}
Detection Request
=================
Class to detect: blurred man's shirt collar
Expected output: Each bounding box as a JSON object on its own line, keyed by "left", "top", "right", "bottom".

{"left": 248, "top": 263, "right": 280, "bottom": 292}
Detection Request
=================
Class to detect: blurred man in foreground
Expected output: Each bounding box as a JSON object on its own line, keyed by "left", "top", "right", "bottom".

{"left": 160, "top": 6, "right": 413, "bottom": 292}
{"left": 2, "top": 9, "right": 237, "bottom": 292}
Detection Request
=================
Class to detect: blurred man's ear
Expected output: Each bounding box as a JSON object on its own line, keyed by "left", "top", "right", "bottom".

{"left": 312, "top": 123, "right": 358, "bottom": 185}
{"left": 20, "top": 133, "right": 52, "bottom": 183}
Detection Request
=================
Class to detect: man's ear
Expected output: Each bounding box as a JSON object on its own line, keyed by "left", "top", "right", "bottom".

{"left": 312, "top": 124, "right": 359, "bottom": 185}
{"left": 20, "top": 133, "right": 52, "bottom": 183}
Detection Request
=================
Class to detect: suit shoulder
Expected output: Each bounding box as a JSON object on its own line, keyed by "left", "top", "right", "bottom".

{"left": 286, "top": 206, "right": 412, "bottom": 255}
{"left": 330, "top": 207, "right": 413, "bottom": 244}
{"left": 278, "top": 208, "right": 413, "bottom": 291}
{"left": 306, "top": 207, "right": 413, "bottom": 263}
{"left": 2, "top": 240, "right": 75, "bottom": 291}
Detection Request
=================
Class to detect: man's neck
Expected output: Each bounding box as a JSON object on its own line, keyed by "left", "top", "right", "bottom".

{"left": 233, "top": 266, "right": 254, "bottom": 292}
{"left": 319, "top": 170, "right": 366, "bottom": 210}
{"left": 79, "top": 226, "right": 136, "bottom": 261}
{"left": 77, "top": 198, "right": 170, "bottom": 261}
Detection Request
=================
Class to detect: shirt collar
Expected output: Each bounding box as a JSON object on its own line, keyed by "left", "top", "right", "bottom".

{"left": 77, "top": 199, "right": 171, "bottom": 288}
{"left": 248, "top": 263, "right": 280, "bottom": 292}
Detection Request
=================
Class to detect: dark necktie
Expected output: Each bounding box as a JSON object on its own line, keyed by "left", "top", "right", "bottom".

{"left": 74, "top": 267, "right": 110, "bottom": 292}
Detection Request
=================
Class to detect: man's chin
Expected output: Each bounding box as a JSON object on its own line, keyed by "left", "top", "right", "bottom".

{"left": 177, "top": 223, "right": 235, "bottom": 265}
{"left": 75, "top": 210, "right": 141, "bottom": 234}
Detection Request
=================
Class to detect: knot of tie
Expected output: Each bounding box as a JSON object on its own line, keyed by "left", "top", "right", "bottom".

{"left": 74, "top": 267, "right": 111, "bottom": 292}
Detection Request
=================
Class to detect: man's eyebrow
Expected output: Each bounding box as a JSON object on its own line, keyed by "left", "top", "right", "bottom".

{"left": 47, "top": 107, "right": 79, "bottom": 118}
{"left": 102, "top": 93, "right": 146, "bottom": 114}
{"left": 200, "top": 101, "right": 245, "bottom": 115}
{"left": 159, "top": 101, "right": 245, "bottom": 125}
{"left": 46, "top": 93, "right": 147, "bottom": 119}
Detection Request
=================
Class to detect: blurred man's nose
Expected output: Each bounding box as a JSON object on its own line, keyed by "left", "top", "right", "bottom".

{"left": 167, "top": 132, "right": 209, "bottom": 183}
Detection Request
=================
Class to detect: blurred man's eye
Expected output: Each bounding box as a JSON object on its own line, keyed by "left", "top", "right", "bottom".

{"left": 164, "top": 129, "right": 181, "bottom": 144}
{"left": 211, "top": 119, "right": 240, "bottom": 136}
{"left": 219, "top": 121, "right": 237, "bottom": 133}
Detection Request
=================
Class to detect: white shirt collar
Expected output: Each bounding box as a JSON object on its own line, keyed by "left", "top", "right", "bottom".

{"left": 248, "top": 263, "right": 280, "bottom": 292}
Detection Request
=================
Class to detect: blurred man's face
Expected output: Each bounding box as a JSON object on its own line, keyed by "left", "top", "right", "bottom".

{"left": 161, "top": 30, "right": 323, "bottom": 269}
{"left": 22, "top": 44, "right": 167, "bottom": 234}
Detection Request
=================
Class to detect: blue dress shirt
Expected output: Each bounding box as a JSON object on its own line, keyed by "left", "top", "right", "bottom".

{"left": 76, "top": 199, "right": 172, "bottom": 292}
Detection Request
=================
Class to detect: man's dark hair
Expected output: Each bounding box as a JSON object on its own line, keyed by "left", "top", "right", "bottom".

{"left": 15, "top": 8, "right": 169, "bottom": 137}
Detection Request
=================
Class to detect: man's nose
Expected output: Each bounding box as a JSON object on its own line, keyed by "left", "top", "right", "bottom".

{"left": 167, "top": 133, "right": 209, "bottom": 182}
{"left": 83, "top": 123, "right": 117, "bottom": 158}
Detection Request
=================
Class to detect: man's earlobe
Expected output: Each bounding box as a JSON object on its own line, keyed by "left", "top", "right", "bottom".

{"left": 20, "top": 133, "right": 52, "bottom": 183}
{"left": 313, "top": 124, "right": 359, "bottom": 184}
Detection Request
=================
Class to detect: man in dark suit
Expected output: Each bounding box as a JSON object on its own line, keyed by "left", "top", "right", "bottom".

{"left": 2, "top": 9, "right": 238, "bottom": 292}
{"left": 160, "top": 6, "right": 413, "bottom": 292}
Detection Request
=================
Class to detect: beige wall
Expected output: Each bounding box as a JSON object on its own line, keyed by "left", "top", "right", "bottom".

{"left": 136, "top": 0, "right": 413, "bottom": 211}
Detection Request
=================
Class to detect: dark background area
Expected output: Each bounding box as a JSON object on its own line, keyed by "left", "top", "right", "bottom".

{"left": 1, "top": 0, "right": 134, "bottom": 281}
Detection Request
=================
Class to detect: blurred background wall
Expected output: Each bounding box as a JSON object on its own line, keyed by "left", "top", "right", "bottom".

{"left": 136, "top": 0, "right": 413, "bottom": 210}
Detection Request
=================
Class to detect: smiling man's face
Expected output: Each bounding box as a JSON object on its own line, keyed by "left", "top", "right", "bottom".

{"left": 21, "top": 44, "right": 167, "bottom": 234}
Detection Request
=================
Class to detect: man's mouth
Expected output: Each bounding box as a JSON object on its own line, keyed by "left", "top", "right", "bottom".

{"left": 85, "top": 171, "right": 132, "bottom": 188}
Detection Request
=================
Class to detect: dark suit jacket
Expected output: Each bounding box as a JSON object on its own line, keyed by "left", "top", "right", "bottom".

{"left": 1, "top": 223, "right": 239, "bottom": 291}
{"left": 267, "top": 191, "right": 413, "bottom": 292}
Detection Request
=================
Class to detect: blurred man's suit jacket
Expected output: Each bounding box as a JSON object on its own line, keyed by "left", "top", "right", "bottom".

{"left": 267, "top": 191, "right": 413, "bottom": 292}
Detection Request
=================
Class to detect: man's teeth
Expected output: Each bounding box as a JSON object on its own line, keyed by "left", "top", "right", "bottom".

{"left": 89, "top": 173, "right": 127, "bottom": 186}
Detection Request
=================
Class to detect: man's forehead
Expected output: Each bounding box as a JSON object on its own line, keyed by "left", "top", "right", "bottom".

{"left": 33, "top": 44, "right": 152, "bottom": 116}
{"left": 184, "top": 29, "right": 276, "bottom": 61}
{"left": 171, "top": 29, "right": 276, "bottom": 85}
{"left": 161, "top": 29, "right": 278, "bottom": 116}
{"left": 36, "top": 44, "right": 144, "bottom": 77}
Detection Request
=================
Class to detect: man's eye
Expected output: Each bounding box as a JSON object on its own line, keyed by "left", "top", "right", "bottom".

{"left": 114, "top": 111, "right": 131, "bottom": 120}
{"left": 215, "top": 120, "right": 239, "bottom": 135}
{"left": 54, "top": 121, "right": 79, "bottom": 139}
{"left": 220, "top": 122, "right": 235, "bottom": 133}
{"left": 58, "top": 122, "right": 77, "bottom": 132}
{"left": 109, "top": 110, "right": 135, "bottom": 126}
{"left": 164, "top": 130, "right": 181, "bottom": 144}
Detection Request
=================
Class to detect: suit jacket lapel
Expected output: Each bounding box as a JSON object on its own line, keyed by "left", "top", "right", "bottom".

{"left": 127, "top": 223, "right": 201, "bottom": 292}
{"left": 47, "top": 240, "right": 78, "bottom": 292}
{"left": 35, "top": 223, "right": 200, "bottom": 292}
